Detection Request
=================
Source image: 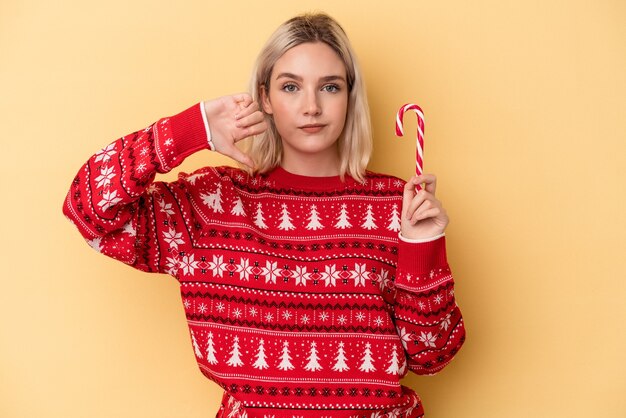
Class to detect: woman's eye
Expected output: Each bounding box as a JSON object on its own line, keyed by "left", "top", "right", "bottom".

{"left": 282, "top": 84, "right": 298, "bottom": 92}
{"left": 323, "top": 84, "right": 340, "bottom": 93}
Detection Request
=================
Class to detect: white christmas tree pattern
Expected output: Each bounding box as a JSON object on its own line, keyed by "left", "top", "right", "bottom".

{"left": 254, "top": 203, "right": 268, "bottom": 229}
{"left": 278, "top": 203, "right": 295, "bottom": 230}
{"left": 253, "top": 338, "right": 269, "bottom": 370}
{"left": 226, "top": 336, "right": 244, "bottom": 367}
{"left": 334, "top": 203, "right": 352, "bottom": 229}
{"left": 385, "top": 344, "right": 400, "bottom": 375}
{"left": 277, "top": 341, "right": 295, "bottom": 371}
{"left": 359, "top": 342, "right": 376, "bottom": 372}
{"left": 304, "top": 341, "right": 323, "bottom": 371}
{"left": 230, "top": 196, "right": 246, "bottom": 216}
{"left": 361, "top": 204, "right": 378, "bottom": 230}
{"left": 306, "top": 204, "right": 324, "bottom": 230}
{"left": 200, "top": 183, "right": 224, "bottom": 213}
{"left": 387, "top": 204, "right": 401, "bottom": 232}
{"left": 332, "top": 342, "right": 350, "bottom": 372}
{"left": 205, "top": 332, "right": 218, "bottom": 365}
{"left": 191, "top": 329, "right": 203, "bottom": 359}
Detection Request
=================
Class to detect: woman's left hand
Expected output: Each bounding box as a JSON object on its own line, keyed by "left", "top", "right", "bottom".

{"left": 401, "top": 174, "right": 449, "bottom": 240}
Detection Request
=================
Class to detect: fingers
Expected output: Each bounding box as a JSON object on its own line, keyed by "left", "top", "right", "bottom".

{"left": 235, "top": 102, "right": 263, "bottom": 127}
{"left": 402, "top": 173, "right": 443, "bottom": 225}
{"left": 404, "top": 189, "right": 433, "bottom": 221}
{"left": 402, "top": 173, "right": 436, "bottom": 214}
{"left": 408, "top": 173, "right": 437, "bottom": 195}
{"left": 234, "top": 119, "right": 268, "bottom": 142}
{"left": 235, "top": 99, "right": 259, "bottom": 120}
{"left": 232, "top": 93, "right": 253, "bottom": 108}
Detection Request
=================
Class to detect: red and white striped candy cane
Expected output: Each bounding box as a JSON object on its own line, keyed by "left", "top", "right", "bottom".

{"left": 395, "top": 103, "right": 425, "bottom": 190}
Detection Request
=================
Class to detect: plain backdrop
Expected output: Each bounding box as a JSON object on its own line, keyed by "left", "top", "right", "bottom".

{"left": 1, "top": 1, "right": 625, "bottom": 417}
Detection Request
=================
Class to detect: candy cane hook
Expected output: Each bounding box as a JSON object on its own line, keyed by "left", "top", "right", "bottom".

{"left": 395, "top": 103, "right": 425, "bottom": 190}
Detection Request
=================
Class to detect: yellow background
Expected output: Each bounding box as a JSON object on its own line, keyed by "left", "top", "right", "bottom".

{"left": 1, "top": 1, "right": 624, "bottom": 417}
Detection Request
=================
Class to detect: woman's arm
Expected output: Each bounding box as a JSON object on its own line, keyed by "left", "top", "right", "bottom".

{"left": 393, "top": 235, "right": 466, "bottom": 374}
{"left": 62, "top": 103, "right": 212, "bottom": 273}
{"left": 392, "top": 174, "right": 466, "bottom": 374}
{"left": 62, "top": 95, "right": 267, "bottom": 273}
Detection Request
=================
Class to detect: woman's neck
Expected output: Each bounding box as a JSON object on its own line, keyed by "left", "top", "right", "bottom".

{"left": 280, "top": 149, "right": 341, "bottom": 177}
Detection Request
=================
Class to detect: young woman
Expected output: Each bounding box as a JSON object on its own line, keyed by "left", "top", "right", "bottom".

{"left": 63, "top": 13, "right": 465, "bottom": 418}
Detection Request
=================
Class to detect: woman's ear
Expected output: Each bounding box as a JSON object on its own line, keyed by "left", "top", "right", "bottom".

{"left": 260, "top": 84, "right": 273, "bottom": 115}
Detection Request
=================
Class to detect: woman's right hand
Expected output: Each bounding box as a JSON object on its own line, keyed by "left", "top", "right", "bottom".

{"left": 203, "top": 93, "right": 267, "bottom": 168}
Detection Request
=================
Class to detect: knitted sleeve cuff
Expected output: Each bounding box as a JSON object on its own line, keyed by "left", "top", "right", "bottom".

{"left": 199, "top": 101, "right": 215, "bottom": 150}
{"left": 166, "top": 102, "right": 212, "bottom": 163}
{"left": 399, "top": 232, "right": 446, "bottom": 244}
{"left": 395, "top": 235, "right": 449, "bottom": 289}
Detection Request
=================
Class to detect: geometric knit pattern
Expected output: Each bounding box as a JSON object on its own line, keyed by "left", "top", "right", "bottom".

{"left": 63, "top": 103, "right": 465, "bottom": 418}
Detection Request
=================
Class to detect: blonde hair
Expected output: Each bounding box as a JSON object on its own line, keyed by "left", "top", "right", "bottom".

{"left": 245, "top": 12, "right": 372, "bottom": 182}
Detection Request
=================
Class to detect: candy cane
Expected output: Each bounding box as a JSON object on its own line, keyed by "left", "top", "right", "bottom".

{"left": 395, "top": 103, "right": 425, "bottom": 190}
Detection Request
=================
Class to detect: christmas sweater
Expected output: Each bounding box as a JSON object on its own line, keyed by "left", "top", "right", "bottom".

{"left": 62, "top": 103, "right": 465, "bottom": 418}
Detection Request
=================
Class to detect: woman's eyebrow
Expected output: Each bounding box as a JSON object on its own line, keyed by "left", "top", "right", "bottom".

{"left": 275, "top": 73, "right": 347, "bottom": 83}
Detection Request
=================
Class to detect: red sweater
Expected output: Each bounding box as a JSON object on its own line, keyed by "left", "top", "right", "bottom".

{"left": 63, "top": 103, "right": 465, "bottom": 418}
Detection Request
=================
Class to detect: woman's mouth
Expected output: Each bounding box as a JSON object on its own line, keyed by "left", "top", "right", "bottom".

{"left": 299, "top": 124, "right": 326, "bottom": 134}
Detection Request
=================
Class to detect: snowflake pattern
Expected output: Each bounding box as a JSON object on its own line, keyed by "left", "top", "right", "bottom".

{"left": 162, "top": 228, "right": 184, "bottom": 249}
{"left": 179, "top": 254, "right": 199, "bottom": 275}
{"left": 440, "top": 313, "right": 452, "bottom": 331}
{"left": 159, "top": 200, "right": 175, "bottom": 215}
{"left": 396, "top": 326, "right": 412, "bottom": 349}
{"left": 94, "top": 143, "right": 117, "bottom": 163}
{"left": 165, "top": 257, "right": 179, "bottom": 275}
{"left": 208, "top": 255, "right": 225, "bottom": 277}
{"left": 350, "top": 263, "right": 368, "bottom": 287}
{"left": 97, "top": 190, "right": 122, "bottom": 211}
{"left": 95, "top": 165, "right": 115, "bottom": 188}
{"left": 418, "top": 331, "right": 438, "bottom": 348}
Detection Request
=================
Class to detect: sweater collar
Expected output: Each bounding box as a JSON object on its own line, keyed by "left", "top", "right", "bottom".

{"left": 266, "top": 166, "right": 353, "bottom": 191}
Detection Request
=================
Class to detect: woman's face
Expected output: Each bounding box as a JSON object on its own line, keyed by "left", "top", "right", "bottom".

{"left": 261, "top": 42, "right": 349, "bottom": 166}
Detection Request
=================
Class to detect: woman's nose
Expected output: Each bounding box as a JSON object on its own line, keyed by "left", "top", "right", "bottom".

{"left": 303, "top": 90, "right": 322, "bottom": 116}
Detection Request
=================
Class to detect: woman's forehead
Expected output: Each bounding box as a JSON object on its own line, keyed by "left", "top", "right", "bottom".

{"left": 272, "top": 42, "right": 346, "bottom": 80}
